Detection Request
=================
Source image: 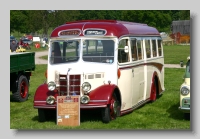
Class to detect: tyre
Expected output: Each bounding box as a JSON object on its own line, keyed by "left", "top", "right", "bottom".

{"left": 101, "top": 106, "right": 111, "bottom": 123}
{"left": 184, "top": 113, "right": 190, "bottom": 120}
{"left": 150, "top": 78, "right": 158, "bottom": 102}
{"left": 38, "top": 109, "right": 47, "bottom": 122}
{"left": 12, "top": 75, "right": 29, "bottom": 102}
{"left": 101, "top": 93, "right": 120, "bottom": 123}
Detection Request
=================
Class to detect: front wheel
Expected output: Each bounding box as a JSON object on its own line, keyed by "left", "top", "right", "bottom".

{"left": 184, "top": 113, "right": 190, "bottom": 120}
{"left": 12, "top": 75, "right": 29, "bottom": 102}
{"left": 101, "top": 93, "right": 120, "bottom": 123}
{"left": 38, "top": 109, "right": 47, "bottom": 122}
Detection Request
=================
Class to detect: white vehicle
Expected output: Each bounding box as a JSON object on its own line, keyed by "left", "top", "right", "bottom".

{"left": 179, "top": 56, "right": 190, "bottom": 119}
{"left": 34, "top": 20, "right": 165, "bottom": 123}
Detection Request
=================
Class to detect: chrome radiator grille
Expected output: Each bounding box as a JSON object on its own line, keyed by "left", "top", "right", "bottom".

{"left": 59, "top": 74, "right": 81, "bottom": 95}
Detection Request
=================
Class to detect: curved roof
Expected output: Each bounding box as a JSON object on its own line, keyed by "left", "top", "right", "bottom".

{"left": 51, "top": 20, "right": 160, "bottom": 38}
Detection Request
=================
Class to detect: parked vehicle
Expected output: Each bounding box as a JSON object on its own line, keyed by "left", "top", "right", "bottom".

{"left": 33, "top": 20, "right": 165, "bottom": 123}
{"left": 10, "top": 36, "right": 18, "bottom": 45}
{"left": 179, "top": 56, "right": 190, "bottom": 119}
{"left": 10, "top": 52, "right": 35, "bottom": 102}
{"left": 19, "top": 38, "right": 31, "bottom": 49}
{"left": 26, "top": 35, "right": 33, "bottom": 40}
{"left": 22, "top": 38, "right": 32, "bottom": 44}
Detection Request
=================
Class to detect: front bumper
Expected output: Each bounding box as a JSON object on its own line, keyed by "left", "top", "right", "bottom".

{"left": 179, "top": 97, "right": 190, "bottom": 113}
{"left": 34, "top": 100, "right": 108, "bottom": 109}
{"left": 178, "top": 106, "right": 190, "bottom": 113}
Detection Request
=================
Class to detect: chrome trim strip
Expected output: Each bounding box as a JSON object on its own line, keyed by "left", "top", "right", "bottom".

{"left": 34, "top": 106, "right": 56, "bottom": 109}
{"left": 34, "top": 101, "right": 57, "bottom": 103}
{"left": 179, "top": 107, "right": 190, "bottom": 111}
{"left": 89, "top": 100, "right": 107, "bottom": 102}
{"left": 80, "top": 105, "right": 107, "bottom": 108}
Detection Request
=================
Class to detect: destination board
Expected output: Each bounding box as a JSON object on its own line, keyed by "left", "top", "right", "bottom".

{"left": 57, "top": 96, "right": 80, "bottom": 126}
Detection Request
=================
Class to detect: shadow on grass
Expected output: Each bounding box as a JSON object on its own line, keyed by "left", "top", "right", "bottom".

{"left": 166, "top": 102, "right": 190, "bottom": 121}
{"left": 31, "top": 109, "right": 102, "bottom": 123}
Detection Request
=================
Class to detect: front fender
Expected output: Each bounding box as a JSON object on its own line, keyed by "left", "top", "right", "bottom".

{"left": 88, "top": 84, "right": 118, "bottom": 104}
{"left": 34, "top": 83, "right": 57, "bottom": 100}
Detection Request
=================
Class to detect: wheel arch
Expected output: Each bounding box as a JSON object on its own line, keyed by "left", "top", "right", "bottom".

{"left": 150, "top": 71, "right": 160, "bottom": 101}
{"left": 152, "top": 71, "right": 161, "bottom": 95}
{"left": 113, "top": 87, "right": 122, "bottom": 107}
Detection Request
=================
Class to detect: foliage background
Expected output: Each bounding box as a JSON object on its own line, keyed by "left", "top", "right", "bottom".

{"left": 10, "top": 10, "right": 190, "bottom": 36}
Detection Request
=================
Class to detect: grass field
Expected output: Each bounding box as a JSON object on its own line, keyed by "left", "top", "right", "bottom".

{"left": 10, "top": 65, "right": 190, "bottom": 129}
{"left": 163, "top": 45, "right": 190, "bottom": 64}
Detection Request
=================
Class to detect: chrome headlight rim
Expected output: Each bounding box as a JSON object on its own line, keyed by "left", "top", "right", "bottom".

{"left": 80, "top": 95, "right": 90, "bottom": 104}
{"left": 82, "top": 82, "right": 91, "bottom": 92}
{"left": 180, "top": 86, "right": 190, "bottom": 96}
{"left": 46, "top": 95, "right": 56, "bottom": 104}
{"left": 48, "top": 81, "right": 56, "bottom": 91}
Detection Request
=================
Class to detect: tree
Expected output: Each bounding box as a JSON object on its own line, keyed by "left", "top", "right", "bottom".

{"left": 10, "top": 10, "right": 29, "bottom": 34}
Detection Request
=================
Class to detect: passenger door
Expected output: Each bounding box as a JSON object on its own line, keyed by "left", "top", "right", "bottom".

{"left": 117, "top": 38, "right": 132, "bottom": 111}
{"left": 130, "top": 38, "right": 145, "bottom": 105}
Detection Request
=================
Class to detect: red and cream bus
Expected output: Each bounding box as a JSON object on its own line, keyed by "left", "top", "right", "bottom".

{"left": 33, "top": 20, "right": 165, "bottom": 123}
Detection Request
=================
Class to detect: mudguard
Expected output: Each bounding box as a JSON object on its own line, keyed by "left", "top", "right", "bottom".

{"left": 88, "top": 84, "right": 119, "bottom": 104}
{"left": 34, "top": 83, "right": 49, "bottom": 101}
{"left": 150, "top": 71, "right": 162, "bottom": 100}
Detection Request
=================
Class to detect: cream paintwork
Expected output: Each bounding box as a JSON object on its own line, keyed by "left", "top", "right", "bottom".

{"left": 47, "top": 58, "right": 118, "bottom": 98}
{"left": 179, "top": 56, "right": 190, "bottom": 113}
{"left": 117, "top": 38, "right": 165, "bottom": 111}
{"left": 180, "top": 78, "right": 190, "bottom": 106}
{"left": 46, "top": 36, "right": 165, "bottom": 113}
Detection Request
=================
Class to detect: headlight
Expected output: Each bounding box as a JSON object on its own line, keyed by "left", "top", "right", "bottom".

{"left": 80, "top": 95, "right": 90, "bottom": 104}
{"left": 48, "top": 81, "right": 56, "bottom": 91}
{"left": 82, "top": 82, "right": 91, "bottom": 92}
{"left": 181, "top": 86, "right": 190, "bottom": 95}
{"left": 46, "top": 95, "right": 55, "bottom": 104}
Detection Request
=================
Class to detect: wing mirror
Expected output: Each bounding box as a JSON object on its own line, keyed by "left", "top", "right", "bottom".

{"left": 124, "top": 46, "right": 129, "bottom": 53}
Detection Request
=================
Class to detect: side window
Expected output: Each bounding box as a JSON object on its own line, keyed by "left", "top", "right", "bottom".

{"left": 118, "top": 39, "right": 130, "bottom": 63}
{"left": 158, "top": 39, "right": 162, "bottom": 56}
{"left": 145, "top": 39, "right": 151, "bottom": 58}
{"left": 131, "top": 39, "right": 138, "bottom": 61}
{"left": 137, "top": 40, "right": 143, "bottom": 60}
{"left": 152, "top": 39, "right": 157, "bottom": 57}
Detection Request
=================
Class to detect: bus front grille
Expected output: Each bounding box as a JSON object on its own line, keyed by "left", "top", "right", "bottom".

{"left": 59, "top": 74, "right": 81, "bottom": 95}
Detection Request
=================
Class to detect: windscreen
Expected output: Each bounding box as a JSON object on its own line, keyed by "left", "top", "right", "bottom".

{"left": 50, "top": 40, "right": 80, "bottom": 64}
{"left": 82, "top": 39, "right": 115, "bottom": 63}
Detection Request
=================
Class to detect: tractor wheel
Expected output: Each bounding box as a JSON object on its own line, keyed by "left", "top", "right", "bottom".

{"left": 12, "top": 75, "right": 29, "bottom": 102}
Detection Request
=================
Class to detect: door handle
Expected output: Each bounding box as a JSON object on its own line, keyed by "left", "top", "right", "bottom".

{"left": 132, "top": 69, "right": 134, "bottom": 77}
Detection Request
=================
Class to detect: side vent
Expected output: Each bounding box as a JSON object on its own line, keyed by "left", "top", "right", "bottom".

{"left": 88, "top": 74, "right": 94, "bottom": 79}
{"left": 95, "top": 74, "right": 101, "bottom": 78}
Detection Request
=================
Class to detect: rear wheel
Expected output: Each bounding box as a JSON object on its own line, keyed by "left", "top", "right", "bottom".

{"left": 12, "top": 75, "right": 29, "bottom": 102}
{"left": 150, "top": 78, "right": 158, "bottom": 102}
{"left": 101, "top": 93, "right": 120, "bottom": 123}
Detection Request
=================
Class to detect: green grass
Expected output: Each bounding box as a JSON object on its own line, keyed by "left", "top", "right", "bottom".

{"left": 10, "top": 65, "right": 190, "bottom": 129}
{"left": 163, "top": 45, "right": 190, "bottom": 64}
